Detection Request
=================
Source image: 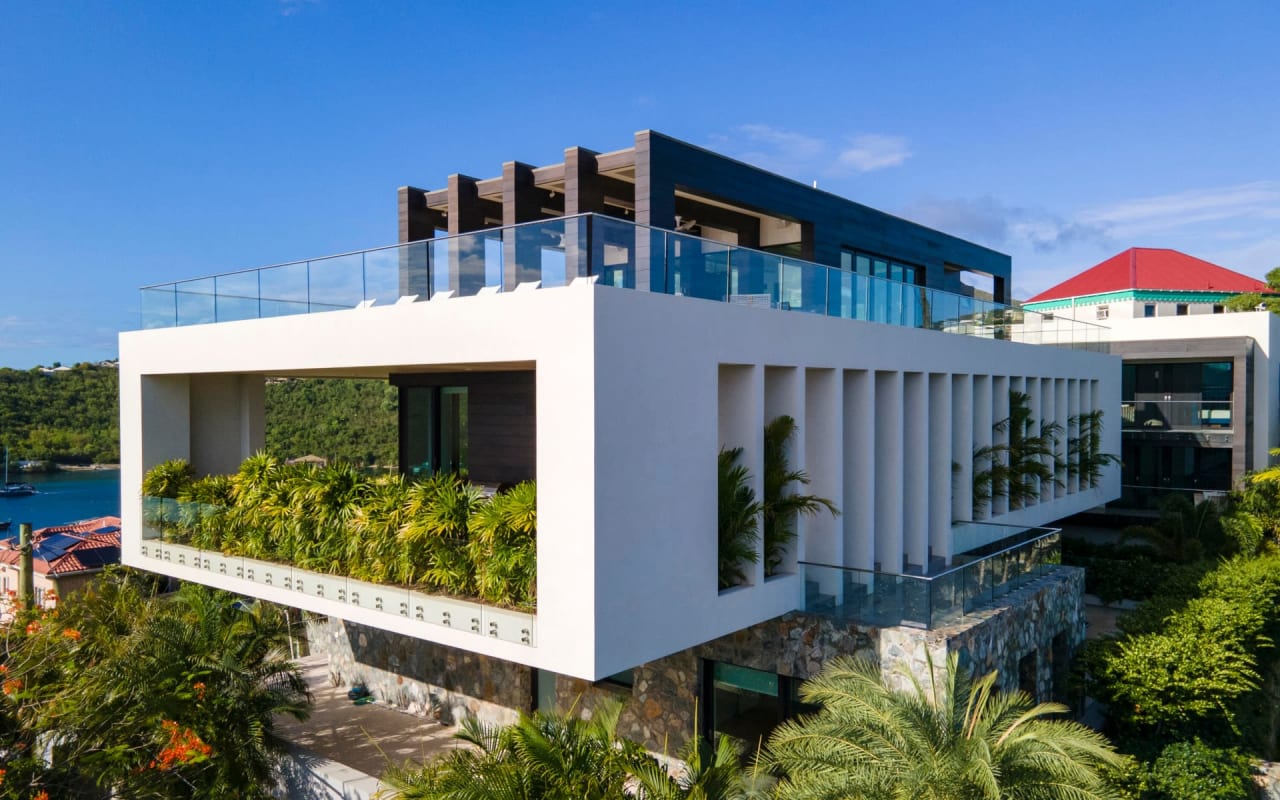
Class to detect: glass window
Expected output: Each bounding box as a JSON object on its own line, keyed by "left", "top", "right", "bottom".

{"left": 840, "top": 250, "right": 854, "bottom": 272}
{"left": 1176, "top": 304, "right": 1189, "bottom": 316}
{"left": 873, "top": 259, "right": 889, "bottom": 279}
{"left": 1213, "top": 304, "right": 1224, "bottom": 314}
{"left": 1144, "top": 303, "right": 1156, "bottom": 317}
{"left": 890, "top": 263, "right": 903, "bottom": 282}
{"left": 440, "top": 387, "right": 469, "bottom": 474}
{"left": 1096, "top": 305, "right": 1109, "bottom": 320}
{"left": 855, "top": 255, "right": 871, "bottom": 276}
{"left": 401, "top": 387, "right": 436, "bottom": 477}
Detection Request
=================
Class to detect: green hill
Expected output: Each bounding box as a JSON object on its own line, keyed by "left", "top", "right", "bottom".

{"left": 0, "top": 365, "right": 398, "bottom": 467}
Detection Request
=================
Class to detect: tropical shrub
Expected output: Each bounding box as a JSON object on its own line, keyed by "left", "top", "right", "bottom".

{"left": 143, "top": 456, "right": 539, "bottom": 609}
{"left": 1071, "top": 408, "right": 1120, "bottom": 488}
{"left": 973, "top": 390, "right": 1063, "bottom": 513}
{"left": 0, "top": 571, "right": 310, "bottom": 799}
{"left": 1140, "top": 739, "right": 1254, "bottom": 800}
{"left": 718, "top": 446, "right": 761, "bottom": 590}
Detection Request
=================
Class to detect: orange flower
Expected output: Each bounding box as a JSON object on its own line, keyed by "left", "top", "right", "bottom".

{"left": 0, "top": 767, "right": 5, "bottom": 786}
{"left": 192, "top": 681, "right": 206, "bottom": 700}
{"left": 34, "top": 791, "right": 49, "bottom": 800}
{"left": 24, "top": 621, "right": 40, "bottom": 635}
{"left": 153, "top": 720, "right": 213, "bottom": 770}
{"left": 2, "top": 678, "right": 22, "bottom": 695}
{"left": 62, "top": 628, "right": 82, "bottom": 641}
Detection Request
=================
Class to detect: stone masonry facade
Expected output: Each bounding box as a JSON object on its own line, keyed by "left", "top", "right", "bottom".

{"left": 306, "top": 566, "right": 1085, "bottom": 752}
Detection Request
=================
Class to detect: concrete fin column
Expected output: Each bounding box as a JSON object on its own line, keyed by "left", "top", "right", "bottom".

{"left": 502, "top": 162, "right": 541, "bottom": 289}
{"left": 1054, "top": 379, "right": 1069, "bottom": 499}
{"left": 950, "top": 374, "right": 974, "bottom": 529}
{"left": 874, "top": 371, "right": 904, "bottom": 572}
{"left": 843, "top": 370, "right": 875, "bottom": 572}
{"left": 971, "top": 375, "right": 992, "bottom": 520}
{"left": 1040, "top": 377, "right": 1056, "bottom": 504}
{"left": 1024, "top": 377, "right": 1041, "bottom": 509}
{"left": 991, "top": 376, "right": 1010, "bottom": 517}
{"left": 718, "top": 364, "right": 763, "bottom": 587}
{"left": 902, "top": 373, "right": 928, "bottom": 573}
{"left": 928, "top": 373, "right": 953, "bottom": 568}
{"left": 1068, "top": 379, "right": 1081, "bottom": 494}
{"left": 765, "top": 367, "right": 803, "bottom": 576}
{"left": 804, "top": 369, "right": 841, "bottom": 601}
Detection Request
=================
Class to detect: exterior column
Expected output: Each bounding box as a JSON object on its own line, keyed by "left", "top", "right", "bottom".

{"left": 1040, "top": 377, "right": 1056, "bottom": 504}
{"left": 928, "top": 373, "right": 953, "bottom": 568}
{"left": 991, "top": 376, "right": 1010, "bottom": 517}
{"left": 874, "top": 371, "right": 904, "bottom": 572}
{"left": 804, "top": 369, "right": 842, "bottom": 571}
{"left": 397, "top": 186, "right": 434, "bottom": 298}
{"left": 902, "top": 373, "right": 928, "bottom": 572}
{"left": 843, "top": 370, "right": 875, "bottom": 571}
{"left": 951, "top": 374, "right": 974, "bottom": 527}
{"left": 972, "top": 375, "right": 992, "bottom": 520}
{"left": 634, "top": 131, "right": 675, "bottom": 293}
{"left": 1055, "top": 379, "right": 1069, "bottom": 499}
{"left": 502, "top": 162, "right": 541, "bottom": 290}
{"left": 1025, "top": 377, "right": 1041, "bottom": 509}
{"left": 564, "top": 147, "right": 602, "bottom": 285}
{"left": 447, "top": 174, "right": 483, "bottom": 295}
{"left": 765, "top": 367, "right": 803, "bottom": 575}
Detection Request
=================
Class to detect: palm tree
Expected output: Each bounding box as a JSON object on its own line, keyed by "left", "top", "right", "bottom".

{"left": 383, "top": 700, "right": 645, "bottom": 800}
{"left": 763, "top": 653, "right": 1122, "bottom": 800}
{"left": 761, "top": 416, "right": 837, "bottom": 576}
{"left": 1068, "top": 409, "right": 1119, "bottom": 488}
{"left": 974, "top": 391, "right": 1063, "bottom": 513}
{"left": 719, "top": 446, "right": 762, "bottom": 590}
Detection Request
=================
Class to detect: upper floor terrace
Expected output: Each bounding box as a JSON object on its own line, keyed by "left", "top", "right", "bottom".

{"left": 138, "top": 214, "right": 1106, "bottom": 350}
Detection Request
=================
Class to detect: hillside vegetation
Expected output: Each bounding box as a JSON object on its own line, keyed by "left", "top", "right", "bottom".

{"left": 0, "top": 364, "right": 397, "bottom": 467}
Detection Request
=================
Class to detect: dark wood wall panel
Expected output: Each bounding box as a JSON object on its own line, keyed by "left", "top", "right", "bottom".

{"left": 392, "top": 371, "right": 536, "bottom": 486}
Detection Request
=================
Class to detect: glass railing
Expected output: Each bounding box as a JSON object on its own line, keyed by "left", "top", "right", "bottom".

{"left": 800, "top": 527, "right": 1061, "bottom": 629}
{"left": 138, "top": 214, "right": 1108, "bottom": 350}
{"left": 1120, "top": 399, "right": 1233, "bottom": 431}
{"left": 1112, "top": 484, "right": 1230, "bottom": 511}
{"left": 139, "top": 497, "right": 536, "bottom": 645}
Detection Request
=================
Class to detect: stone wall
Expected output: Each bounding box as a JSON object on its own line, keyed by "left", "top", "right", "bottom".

{"left": 306, "top": 566, "right": 1085, "bottom": 753}
{"left": 305, "top": 614, "right": 530, "bottom": 727}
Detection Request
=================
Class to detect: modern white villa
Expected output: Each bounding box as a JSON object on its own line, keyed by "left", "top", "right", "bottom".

{"left": 119, "top": 132, "right": 1120, "bottom": 749}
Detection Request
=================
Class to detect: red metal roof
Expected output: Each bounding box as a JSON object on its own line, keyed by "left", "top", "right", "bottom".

{"left": 1027, "top": 248, "right": 1268, "bottom": 303}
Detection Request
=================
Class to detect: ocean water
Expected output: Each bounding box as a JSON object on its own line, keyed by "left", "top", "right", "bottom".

{"left": 0, "top": 469, "right": 122, "bottom": 531}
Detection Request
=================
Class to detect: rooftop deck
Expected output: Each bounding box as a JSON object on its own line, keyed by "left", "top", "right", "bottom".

{"left": 139, "top": 214, "right": 1107, "bottom": 350}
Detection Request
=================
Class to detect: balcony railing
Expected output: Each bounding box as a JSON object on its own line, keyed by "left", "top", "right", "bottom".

{"left": 800, "top": 525, "right": 1062, "bottom": 629}
{"left": 1121, "top": 399, "right": 1233, "bottom": 431}
{"left": 139, "top": 214, "right": 1107, "bottom": 350}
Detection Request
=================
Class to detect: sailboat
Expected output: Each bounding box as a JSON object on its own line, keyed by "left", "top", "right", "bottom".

{"left": 1, "top": 446, "right": 37, "bottom": 498}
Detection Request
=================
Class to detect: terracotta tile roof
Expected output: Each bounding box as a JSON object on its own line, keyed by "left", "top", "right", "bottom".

{"left": 1027, "top": 248, "right": 1269, "bottom": 303}
{"left": 0, "top": 515, "right": 122, "bottom": 576}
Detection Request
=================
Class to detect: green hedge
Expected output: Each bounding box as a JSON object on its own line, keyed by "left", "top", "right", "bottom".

{"left": 143, "top": 455, "right": 536, "bottom": 609}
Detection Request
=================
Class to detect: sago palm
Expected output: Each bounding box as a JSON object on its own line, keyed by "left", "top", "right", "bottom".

{"left": 763, "top": 653, "right": 1122, "bottom": 800}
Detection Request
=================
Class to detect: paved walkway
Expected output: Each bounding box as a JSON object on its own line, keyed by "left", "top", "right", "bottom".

{"left": 277, "top": 655, "right": 466, "bottom": 779}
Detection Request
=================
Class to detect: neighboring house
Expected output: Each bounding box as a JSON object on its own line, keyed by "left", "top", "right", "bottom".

{"left": 0, "top": 516, "right": 122, "bottom": 610}
{"left": 1025, "top": 248, "right": 1280, "bottom": 510}
{"left": 120, "top": 131, "right": 1119, "bottom": 751}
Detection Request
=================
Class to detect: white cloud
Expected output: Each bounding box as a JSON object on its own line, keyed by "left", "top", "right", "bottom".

{"left": 709, "top": 124, "right": 912, "bottom": 180}
{"left": 279, "top": 0, "right": 319, "bottom": 16}
{"left": 1079, "top": 181, "right": 1280, "bottom": 238}
{"left": 836, "top": 134, "right": 912, "bottom": 172}
{"left": 901, "top": 196, "right": 1110, "bottom": 253}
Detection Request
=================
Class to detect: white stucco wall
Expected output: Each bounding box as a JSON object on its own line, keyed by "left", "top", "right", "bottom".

{"left": 120, "top": 283, "right": 1120, "bottom": 680}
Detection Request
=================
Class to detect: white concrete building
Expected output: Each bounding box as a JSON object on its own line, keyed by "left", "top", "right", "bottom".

{"left": 1026, "top": 247, "right": 1279, "bottom": 510}
{"left": 119, "top": 136, "right": 1120, "bottom": 749}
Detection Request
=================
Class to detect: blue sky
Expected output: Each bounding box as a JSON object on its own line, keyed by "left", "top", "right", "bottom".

{"left": 1, "top": 1, "right": 1277, "bottom": 367}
